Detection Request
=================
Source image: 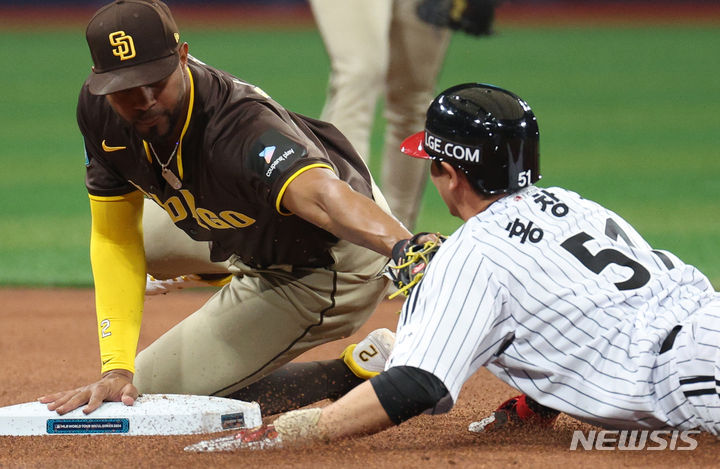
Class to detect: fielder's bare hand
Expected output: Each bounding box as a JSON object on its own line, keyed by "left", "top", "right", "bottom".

{"left": 38, "top": 369, "right": 138, "bottom": 415}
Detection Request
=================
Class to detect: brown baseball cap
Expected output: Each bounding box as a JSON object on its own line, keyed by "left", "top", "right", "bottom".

{"left": 85, "top": 0, "right": 181, "bottom": 95}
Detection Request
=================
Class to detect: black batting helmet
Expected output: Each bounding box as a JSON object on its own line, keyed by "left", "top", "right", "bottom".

{"left": 401, "top": 83, "right": 540, "bottom": 194}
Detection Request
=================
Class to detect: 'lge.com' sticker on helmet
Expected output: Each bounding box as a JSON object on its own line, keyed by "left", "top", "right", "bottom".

{"left": 424, "top": 131, "right": 481, "bottom": 163}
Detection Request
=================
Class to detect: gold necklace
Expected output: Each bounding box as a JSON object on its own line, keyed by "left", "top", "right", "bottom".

{"left": 149, "top": 141, "right": 182, "bottom": 190}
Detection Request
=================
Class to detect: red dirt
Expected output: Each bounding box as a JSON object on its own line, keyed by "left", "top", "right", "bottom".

{"left": 0, "top": 288, "right": 718, "bottom": 468}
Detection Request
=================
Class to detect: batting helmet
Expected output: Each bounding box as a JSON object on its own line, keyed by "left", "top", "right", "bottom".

{"left": 401, "top": 83, "right": 540, "bottom": 195}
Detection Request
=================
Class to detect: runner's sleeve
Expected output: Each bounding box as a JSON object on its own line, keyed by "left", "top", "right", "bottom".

{"left": 89, "top": 191, "right": 146, "bottom": 374}
{"left": 369, "top": 366, "right": 448, "bottom": 424}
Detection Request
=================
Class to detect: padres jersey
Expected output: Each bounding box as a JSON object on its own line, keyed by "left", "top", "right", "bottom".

{"left": 78, "top": 56, "right": 373, "bottom": 268}
{"left": 387, "top": 185, "right": 717, "bottom": 429}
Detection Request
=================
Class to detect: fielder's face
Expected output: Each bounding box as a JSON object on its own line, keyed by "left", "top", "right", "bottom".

{"left": 105, "top": 44, "right": 189, "bottom": 144}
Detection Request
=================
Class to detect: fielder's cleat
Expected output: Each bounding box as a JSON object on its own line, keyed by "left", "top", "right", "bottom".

{"left": 145, "top": 273, "right": 232, "bottom": 296}
{"left": 184, "top": 424, "right": 282, "bottom": 452}
{"left": 341, "top": 328, "right": 396, "bottom": 379}
{"left": 468, "top": 394, "right": 559, "bottom": 433}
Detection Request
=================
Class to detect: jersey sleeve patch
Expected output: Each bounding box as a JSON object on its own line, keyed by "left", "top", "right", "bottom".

{"left": 247, "top": 129, "right": 308, "bottom": 184}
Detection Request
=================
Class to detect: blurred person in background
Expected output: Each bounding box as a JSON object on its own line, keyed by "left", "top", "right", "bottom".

{"left": 308, "top": 0, "right": 499, "bottom": 230}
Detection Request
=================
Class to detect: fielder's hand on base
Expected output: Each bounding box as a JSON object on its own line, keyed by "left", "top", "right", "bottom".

{"left": 38, "top": 369, "right": 138, "bottom": 415}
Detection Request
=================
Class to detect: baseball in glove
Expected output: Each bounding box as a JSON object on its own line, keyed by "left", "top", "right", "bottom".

{"left": 416, "top": 0, "right": 500, "bottom": 37}
{"left": 388, "top": 233, "right": 446, "bottom": 299}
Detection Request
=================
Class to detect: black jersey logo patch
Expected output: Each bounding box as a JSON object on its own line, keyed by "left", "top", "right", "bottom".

{"left": 249, "top": 129, "right": 307, "bottom": 183}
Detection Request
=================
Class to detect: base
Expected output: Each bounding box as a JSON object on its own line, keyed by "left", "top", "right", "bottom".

{"left": 0, "top": 394, "right": 262, "bottom": 436}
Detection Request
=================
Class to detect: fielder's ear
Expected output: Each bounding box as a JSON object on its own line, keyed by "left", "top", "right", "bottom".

{"left": 179, "top": 42, "right": 189, "bottom": 65}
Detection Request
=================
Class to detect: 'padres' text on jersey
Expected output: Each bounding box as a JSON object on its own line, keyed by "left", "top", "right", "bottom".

{"left": 388, "top": 186, "right": 717, "bottom": 429}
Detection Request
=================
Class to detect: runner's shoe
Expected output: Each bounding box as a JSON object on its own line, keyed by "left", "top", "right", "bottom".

{"left": 468, "top": 394, "right": 560, "bottom": 433}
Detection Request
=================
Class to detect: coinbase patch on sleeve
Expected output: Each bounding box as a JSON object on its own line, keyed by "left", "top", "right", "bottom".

{"left": 248, "top": 129, "right": 307, "bottom": 184}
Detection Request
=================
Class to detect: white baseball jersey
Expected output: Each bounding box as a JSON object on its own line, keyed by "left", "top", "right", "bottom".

{"left": 388, "top": 185, "right": 719, "bottom": 431}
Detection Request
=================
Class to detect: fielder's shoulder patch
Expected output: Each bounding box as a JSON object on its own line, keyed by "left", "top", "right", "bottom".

{"left": 247, "top": 129, "right": 308, "bottom": 184}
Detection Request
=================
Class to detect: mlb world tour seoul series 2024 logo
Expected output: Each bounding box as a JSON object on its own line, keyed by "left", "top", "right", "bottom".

{"left": 569, "top": 430, "right": 700, "bottom": 451}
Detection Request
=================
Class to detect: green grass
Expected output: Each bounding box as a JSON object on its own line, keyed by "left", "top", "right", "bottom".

{"left": 0, "top": 24, "right": 718, "bottom": 287}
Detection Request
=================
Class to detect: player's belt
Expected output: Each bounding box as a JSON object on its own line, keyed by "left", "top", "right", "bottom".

{"left": 659, "top": 325, "right": 683, "bottom": 354}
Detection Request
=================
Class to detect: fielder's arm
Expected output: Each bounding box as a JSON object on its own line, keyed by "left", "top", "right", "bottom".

{"left": 280, "top": 167, "right": 412, "bottom": 258}
{"left": 40, "top": 191, "right": 144, "bottom": 414}
{"left": 89, "top": 191, "right": 146, "bottom": 376}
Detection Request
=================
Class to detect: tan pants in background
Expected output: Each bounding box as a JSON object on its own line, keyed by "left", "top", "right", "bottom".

{"left": 309, "top": 0, "right": 451, "bottom": 230}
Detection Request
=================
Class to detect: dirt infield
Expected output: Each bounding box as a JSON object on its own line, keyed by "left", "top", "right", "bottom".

{"left": 0, "top": 288, "right": 718, "bottom": 468}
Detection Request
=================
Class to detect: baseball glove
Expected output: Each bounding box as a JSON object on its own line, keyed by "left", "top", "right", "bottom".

{"left": 416, "top": 0, "right": 500, "bottom": 37}
{"left": 388, "top": 233, "right": 446, "bottom": 299}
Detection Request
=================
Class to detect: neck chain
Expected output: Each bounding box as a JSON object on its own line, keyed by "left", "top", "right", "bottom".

{"left": 149, "top": 141, "right": 182, "bottom": 190}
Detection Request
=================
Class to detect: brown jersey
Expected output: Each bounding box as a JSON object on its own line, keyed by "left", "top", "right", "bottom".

{"left": 79, "top": 56, "right": 373, "bottom": 268}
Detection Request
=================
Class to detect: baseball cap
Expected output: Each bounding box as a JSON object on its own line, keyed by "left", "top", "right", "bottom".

{"left": 85, "top": 0, "right": 181, "bottom": 95}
